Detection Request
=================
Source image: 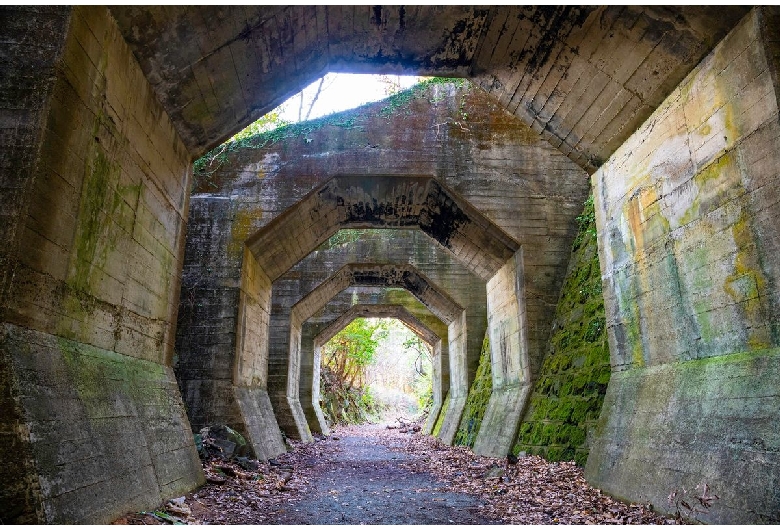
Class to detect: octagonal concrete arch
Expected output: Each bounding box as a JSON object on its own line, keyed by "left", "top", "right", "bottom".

{"left": 307, "top": 304, "right": 446, "bottom": 437}
{"left": 232, "top": 174, "right": 530, "bottom": 456}
{"left": 246, "top": 174, "right": 520, "bottom": 282}
{"left": 267, "top": 227, "right": 486, "bottom": 419}
{"left": 299, "top": 288, "right": 450, "bottom": 433}
{"left": 281, "top": 263, "right": 464, "bottom": 443}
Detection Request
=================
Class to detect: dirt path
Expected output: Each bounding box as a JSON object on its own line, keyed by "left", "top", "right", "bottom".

{"left": 262, "top": 425, "right": 499, "bottom": 524}
{"left": 116, "top": 423, "right": 675, "bottom": 525}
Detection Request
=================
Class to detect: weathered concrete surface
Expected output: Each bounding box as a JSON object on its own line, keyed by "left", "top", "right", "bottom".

{"left": 6, "top": 4, "right": 778, "bottom": 525}
{"left": 2, "top": 325, "right": 199, "bottom": 522}
{"left": 109, "top": 6, "right": 749, "bottom": 173}
{"left": 587, "top": 9, "right": 780, "bottom": 523}
{"left": 309, "top": 304, "right": 444, "bottom": 435}
{"left": 1, "top": 6, "right": 203, "bottom": 523}
{"left": 1, "top": 7, "right": 72, "bottom": 522}
{"left": 207, "top": 83, "right": 587, "bottom": 386}
{"left": 473, "top": 249, "right": 531, "bottom": 456}
{"left": 246, "top": 175, "right": 519, "bottom": 282}
{"left": 175, "top": 84, "right": 588, "bottom": 458}
{"left": 174, "top": 200, "right": 284, "bottom": 459}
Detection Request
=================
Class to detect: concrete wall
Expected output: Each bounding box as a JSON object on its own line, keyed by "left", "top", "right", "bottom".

{"left": 587, "top": 9, "right": 780, "bottom": 523}
{"left": 6, "top": 6, "right": 777, "bottom": 525}
{"left": 1, "top": 6, "right": 203, "bottom": 523}
{"left": 176, "top": 81, "right": 587, "bottom": 457}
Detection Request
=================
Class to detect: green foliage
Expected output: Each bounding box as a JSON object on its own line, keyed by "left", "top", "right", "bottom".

{"left": 322, "top": 318, "right": 384, "bottom": 389}
{"left": 378, "top": 77, "right": 468, "bottom": 117}
{"left": 431, "top": 394, "right": 451, "bottom": 437}
{"left": 573, "top": 195, "right": 597, "bottom": 250}
{"left": 320, "top": 366, "right": 383, "bottom": 426}
{"left": 403, "top": 334, "right": 434, "bottom": 412}
{"left": 229, "top": 110, "right": 290, "bottom": 143}
{"left": 319, "top": 318, "right": 397, "bottom": 426}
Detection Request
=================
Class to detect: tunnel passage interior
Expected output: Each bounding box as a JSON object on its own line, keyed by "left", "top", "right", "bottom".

{"left": 297, "top": 286, "right": 451, "bottom": 434}
{"left": 5, "top": 5, "right": 780, "bottom": 525}
{"left": 280, "top": 262, "right": 465, "bottom": 443}
{"left": 202, "top": 166, "right": 547, "bottom": 455}
{"left": 310, "top": 304, "right": 445, "bottom": 435}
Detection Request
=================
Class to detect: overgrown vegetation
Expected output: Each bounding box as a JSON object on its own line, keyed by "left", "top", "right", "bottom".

{"left": 512, "top": 195, "right": 611, "bottom": 466}
{"left": 453, "top": 333, "right": 492, "bottom": 447}
{"left": 403, "top": 334, "right": 434, "bottom": 412}
{"left": 320, "top": 318, "right": 435, "bottom": 426}
{"left": 572, "top": 195, "right": 596, "bottom": 250}
{"left": 320, "top": 318, "right": 386, "bottom": 425}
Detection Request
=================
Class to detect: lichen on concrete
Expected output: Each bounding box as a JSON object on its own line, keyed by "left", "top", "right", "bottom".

{"left": 431, "top": 394, "right": 451, "bottom": 439}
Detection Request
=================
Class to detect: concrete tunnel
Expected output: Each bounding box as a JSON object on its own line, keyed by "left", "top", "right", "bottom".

{"left": 2, "top": 5, "right": 779, "bottom": 524}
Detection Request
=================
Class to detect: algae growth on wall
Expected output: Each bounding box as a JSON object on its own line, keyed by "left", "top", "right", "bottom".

{"left": 513, "top": 197, "right": 610, "bottom": 466}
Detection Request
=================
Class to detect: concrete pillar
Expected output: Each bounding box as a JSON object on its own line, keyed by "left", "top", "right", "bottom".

{"left": 473, "top": 248, "right": 533, "bottom": 456}
{"left": 1, "top": 6, "right": 203, "bottom": 522}
{"left": 586, "top": 9, "right": 780, "bottom": 523}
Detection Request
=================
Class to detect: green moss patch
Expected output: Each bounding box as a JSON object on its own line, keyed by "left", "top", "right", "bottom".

{"left": 431, "top": 394, "right": 451, "bottom": 438}
{"left": 513, "top": 196, "right": 611, "bottom": 467}
{"left": 453, "top": 333, "right": 492, "bottom": 447}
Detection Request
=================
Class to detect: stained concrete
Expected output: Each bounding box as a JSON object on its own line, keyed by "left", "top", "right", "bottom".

{"left": 1, "top": 6, "right": 203, "bottom": 523}
{"left": 3, "top": 5, "right": 779, "bottom": 524}
{"left": 586, "top": 10, "right": 780, "bottom": 523}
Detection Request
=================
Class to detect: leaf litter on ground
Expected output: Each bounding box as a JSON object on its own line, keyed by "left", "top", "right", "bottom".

{"left": 113, "top": 423, "right": 678, "bottom": 525}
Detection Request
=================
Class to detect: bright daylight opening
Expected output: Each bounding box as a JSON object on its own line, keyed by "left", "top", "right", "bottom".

{"left": 230, "top": 73, "right": 428, "bottom": 141}
{"left": 320, "top": 318, "right": 433, "bottom": 428}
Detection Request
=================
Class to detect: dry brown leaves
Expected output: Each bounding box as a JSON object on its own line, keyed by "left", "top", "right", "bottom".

{"left": 113, "top": 436, "right": 342, "bottom": 525}
{"left": 377, "top": 428, "right": 677, "bottom": 525}
{"left": 114, "top": 425, "right": 678, "bottom": 525}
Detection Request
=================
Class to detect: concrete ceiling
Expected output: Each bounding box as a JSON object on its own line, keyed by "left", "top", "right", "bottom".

{"left": 109, "top": 5, "right": 750, "bottom": 171}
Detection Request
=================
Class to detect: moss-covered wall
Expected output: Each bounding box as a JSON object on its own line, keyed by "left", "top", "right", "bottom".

{"left": 431, "top": 394, "right": 450, "bottom": 439}
{"left": 512, "top": 197, "right": 610, "bottom": 466}
{"left": 453, "top": 333, "right": 492, "bottom": 447}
